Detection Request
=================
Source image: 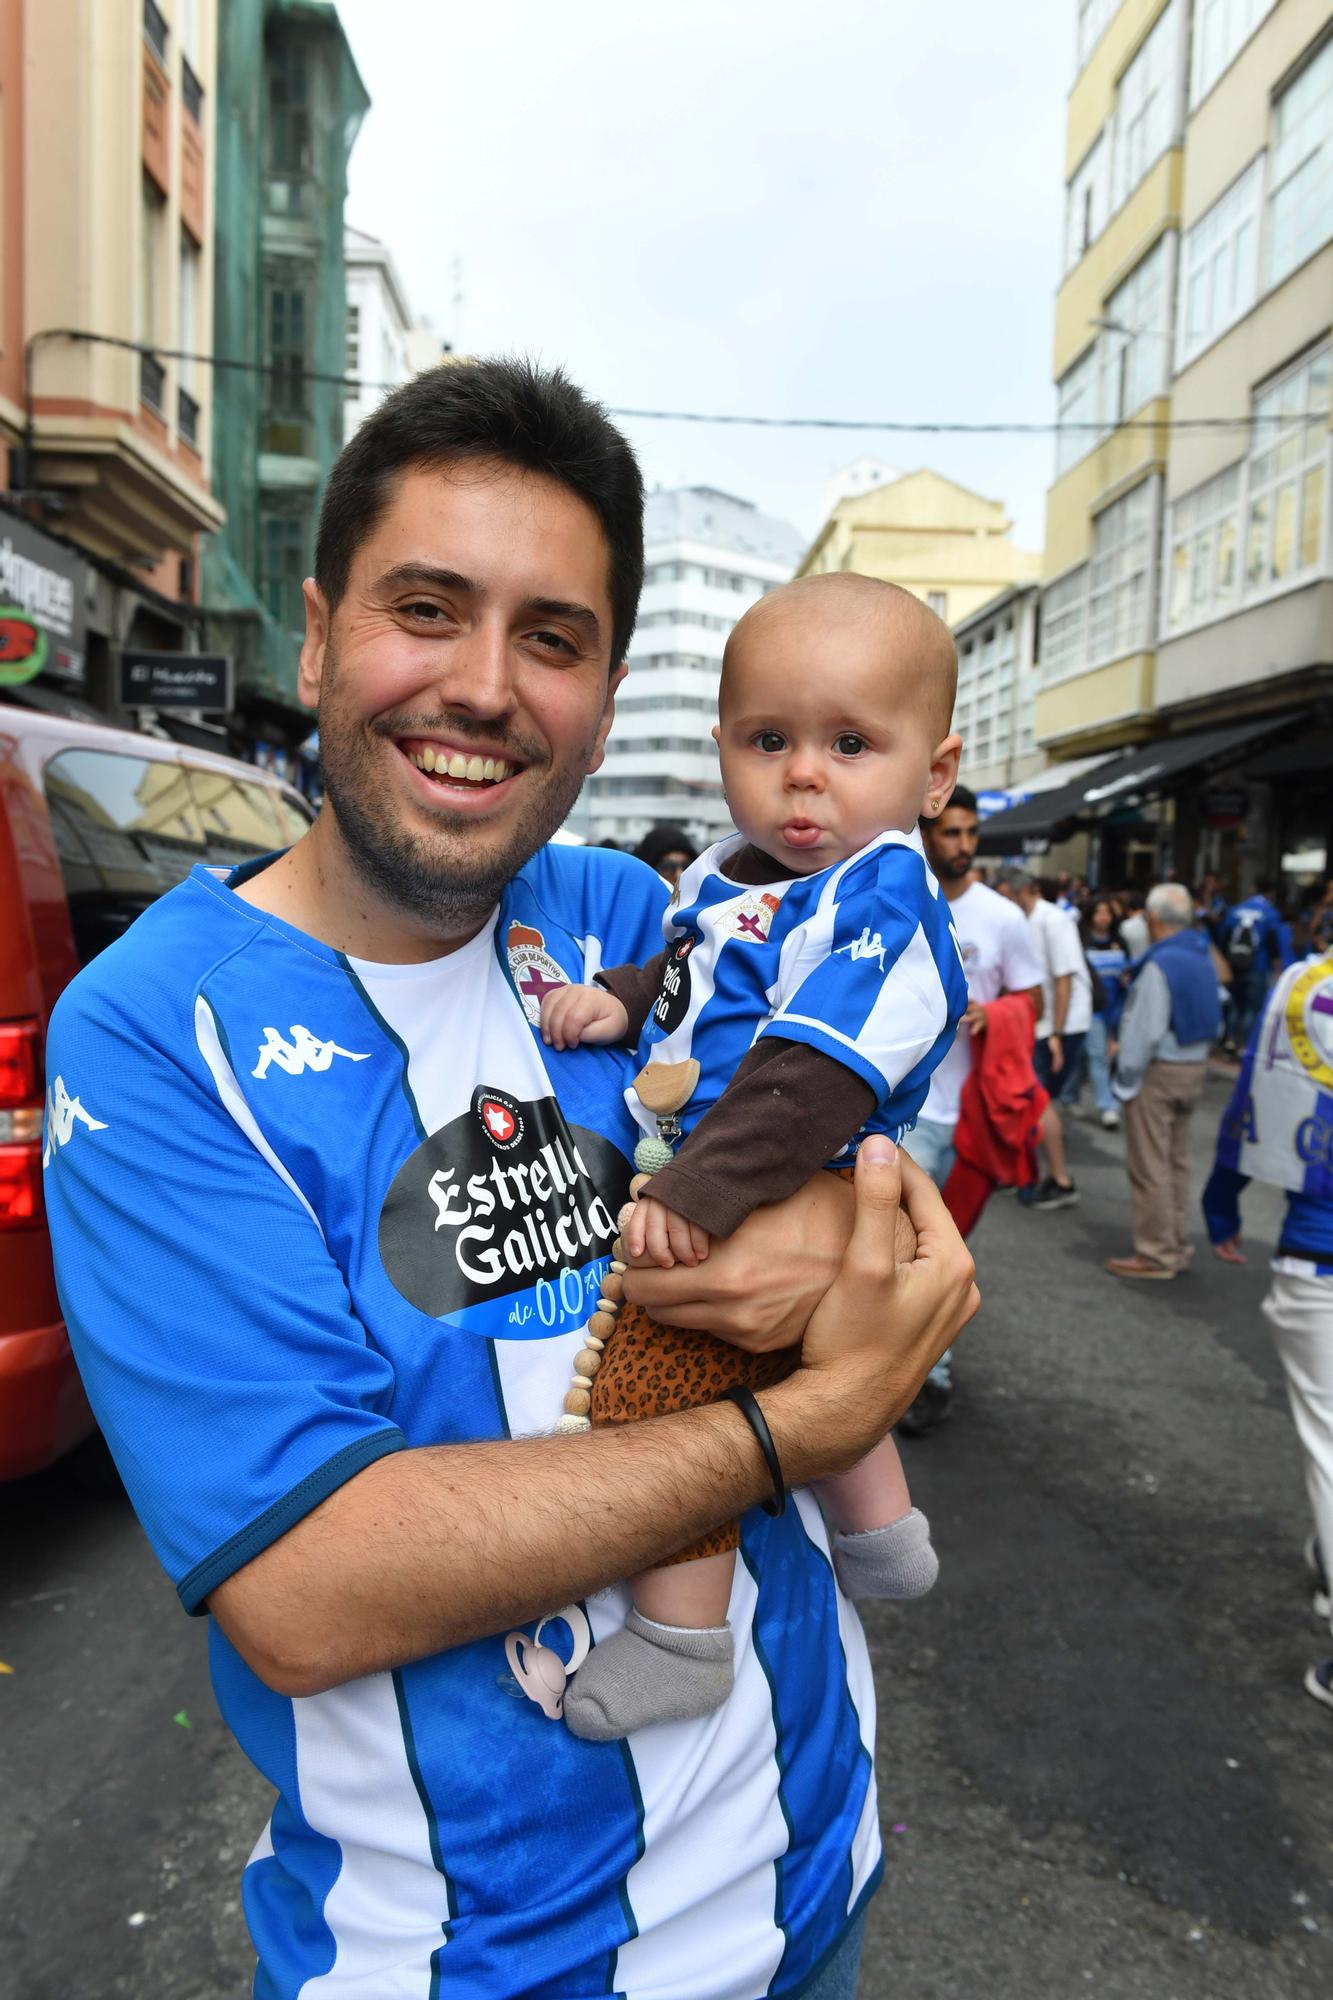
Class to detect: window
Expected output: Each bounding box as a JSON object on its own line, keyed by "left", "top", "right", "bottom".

{"left": 44, "top": 749, "right": 205, "bottom": 962}
{"left": 268, "top": 39, "right": 311, "bottom": 179}
{"left": 1076, "top": 0, "right": 1117, "bottom": 73}
{"left": 178, "top": 234, "right": 200, "bottom": 444}
{"left": 1191, "top": 0, "right": 1278, "bottom": 106}
{"left": 181, "top": 56, "right": 204, "bottom": 125}
{"left": 1244, "top": 343, "right": 1330, "bottom": 594}
{"left": 1165, "top": 465, "right": 1242, "bottom": 631}
{"left": 345, "top": 303, "right": 361, "bottom": 392}
{"left": 1111, "top": 0, "right": 1183, "bottom": 213}
{"left": 1101, "top": 234, "right": 1171, "bottom": 421}
{"left": 1055, "top": 345, "right": 1098, "bottom": 478}
{"left": 261, "top": 510, "right": 309, "bottom": 632}
{"left": 1266, "top": 37, "right": 1333, "bottom": 289}
{"left": 140, "top": 175, "right": 166, "bottom": 411}
{"left": 1089, "top": 480, "right": 1156, "bottom": 664}
{"left": 1040, "top": 568, "right": 1089, "bottom": 685}
{"left": 187, "top": 773, "right": 288, "bottom": 862}
{"left": 1176, "top": 159, "right": 1261, "bottom": 367}
{"left": 143, "top": 0, "right": 168, "bottom": 66}
{"left": 1064, "top": 134, "right": 1109, "bottom": 272}
{"left": 927, "top": 590, "right": 948, "bottom": 617}
{"left": 265, "top": 283, "right": 308, "bottom": 451}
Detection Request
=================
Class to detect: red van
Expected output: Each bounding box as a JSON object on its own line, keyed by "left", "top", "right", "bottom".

{"left": 0, "top": 702, "right": 313, "bottom": 1480}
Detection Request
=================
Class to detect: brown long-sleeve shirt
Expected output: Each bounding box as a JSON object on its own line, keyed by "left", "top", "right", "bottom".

{"left": 597, "top": 843, "right": 874, "bottom": 1238}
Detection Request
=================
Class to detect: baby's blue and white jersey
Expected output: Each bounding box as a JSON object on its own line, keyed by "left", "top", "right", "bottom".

{"left": 630, "top": 827, "right": 968, "bottom": 1154}
{"left": 44, "top": 844, "right": 884, "bottom": 2000}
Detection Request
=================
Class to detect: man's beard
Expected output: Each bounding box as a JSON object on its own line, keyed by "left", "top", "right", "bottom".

{"left": 317, "top": 656, "right": 598, "bottom": 938}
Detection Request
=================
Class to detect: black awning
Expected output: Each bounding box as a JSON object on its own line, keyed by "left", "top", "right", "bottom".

{"left": 978, "top": 713, "right": 1298, "bottom": 850}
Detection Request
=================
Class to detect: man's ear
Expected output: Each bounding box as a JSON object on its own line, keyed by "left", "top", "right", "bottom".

{"left": 920, "top": 733, "right": 963, "bottom": 818}
{"left": 297, "top": 579, "right": 330, "bottom": 708}
{"left": 586, "top": 660, "right": 628, "bottom": 776}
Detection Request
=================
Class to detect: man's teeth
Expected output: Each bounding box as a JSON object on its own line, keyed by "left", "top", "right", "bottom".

{"left": 409, "top": 747, "right": 510, "bottom": 782}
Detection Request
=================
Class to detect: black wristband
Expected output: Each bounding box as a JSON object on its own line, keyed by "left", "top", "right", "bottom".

{"left": 720, "top": 1385, "right": 787, "bottom": 1517}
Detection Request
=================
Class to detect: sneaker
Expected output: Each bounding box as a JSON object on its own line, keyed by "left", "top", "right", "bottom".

{"left": 896, "top": 1377, "right": 953, "bottom": 1437}
{"left": 1099, "top": 1109, "right": 1120, "bottom": 1130}
{"left": 1304, "top": 1658, "right": 1333, "bottom": 1713}
{"left": 1025, "top": 1175, "right": 1080, "bottom": 1211}
{"left": 1306, "top": 1534, "right": 1331, "bottom": 1624}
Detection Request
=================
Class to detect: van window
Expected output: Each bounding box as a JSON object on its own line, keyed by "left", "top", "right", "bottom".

{"left": 187, "top": 768, "right": 288, "bottom": 864}
{"left": 43, "top": 748, "right": 206, "bottom": 963}
{"left": 272, "top": 789, "right": 314, "bottom": 842}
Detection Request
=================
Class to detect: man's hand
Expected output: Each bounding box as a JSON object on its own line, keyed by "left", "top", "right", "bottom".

{"left": 623, "top": 1193, "right": 711, "bottom": 1268}
{"left": 1213, "top": 1236, "right": 1246, "bottom": 1265}
{"left": 963, "top": 999, "right": 988, "bottom": 1038}
{"left": 763, "top": 1138, "right": 979, "bottom": 1483}
{"left": 540, "top": 982, "right": 629, "bottom": 1050}
{"left": 1047, "top": 1033, "right": 1064, "bottom": 1075}
{"left": 623, "top": 1166, "right": 915, "bottom": 1351}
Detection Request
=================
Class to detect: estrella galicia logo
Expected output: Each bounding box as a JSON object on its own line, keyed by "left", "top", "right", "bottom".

{"left": 650, "top": 935, "right": 695, "bottom": 1038}
{"left": 379, "top": 1087, "right": 632, "bottom": 1339}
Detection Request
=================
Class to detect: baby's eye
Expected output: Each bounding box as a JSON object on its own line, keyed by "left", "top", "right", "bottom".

{"left": 835, "top": 733, "right": 867, "bottom": 756}
{"left": 754, "top": 730, "right": 787, "bottom": 753}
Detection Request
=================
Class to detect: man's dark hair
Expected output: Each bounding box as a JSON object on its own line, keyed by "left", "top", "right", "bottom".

{"left": 315, "top": 357, "right": 645, "bottom": 667}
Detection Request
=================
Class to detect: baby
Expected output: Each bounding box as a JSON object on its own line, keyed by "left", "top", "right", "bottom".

{"left": 541, "top": 573, "right": 968, "bottom": 1741}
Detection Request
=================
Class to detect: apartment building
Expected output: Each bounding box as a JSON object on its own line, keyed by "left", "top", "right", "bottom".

{"left": 799, "top": 467, "right": 1041, "bottom": 629}
{"left": 986, "top": 0, "right": 1331, "bottom": 887}
{"left": 580, "top": 486, "right": 804, "bottom": 850}
{"left": 2, "top": 1, "right": 223, "bottom": 712}
{"left": 952, "top": 583, "right": 1047, "bottom": 801}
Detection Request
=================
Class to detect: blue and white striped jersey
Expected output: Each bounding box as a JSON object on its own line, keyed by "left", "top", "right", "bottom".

{"left": 630, "top": 828, "right": 968, "bottom": 1155}
{"left": 43, "top": 843, "right": 884, "bottom": 2000}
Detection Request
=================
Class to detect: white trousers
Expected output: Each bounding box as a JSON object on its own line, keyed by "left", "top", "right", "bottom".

{"left": 1262, "top": 1266, "right": 1333, "bottom": 1573}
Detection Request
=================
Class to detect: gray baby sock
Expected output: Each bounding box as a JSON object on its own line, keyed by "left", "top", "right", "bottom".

{"left": 832, "top": 1507, "right": 939, "bottom": 1601}
{"left": 563, "top": 1609, "right": 734, "bottom": 1741}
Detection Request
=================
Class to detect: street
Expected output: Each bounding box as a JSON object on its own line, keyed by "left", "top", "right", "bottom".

{"left": 1, "top": 1069, "right": 1329, "bottom": 2000}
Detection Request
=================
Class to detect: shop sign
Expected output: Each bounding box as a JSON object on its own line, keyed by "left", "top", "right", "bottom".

{"left": 1200, "top": 783, "right": 1248, "bottom": 828}
{"left": 0, "top": 516, "right": 88, "bottom": 685}
{"left": 118, "top": 650, "right": 234, "bottom": 711}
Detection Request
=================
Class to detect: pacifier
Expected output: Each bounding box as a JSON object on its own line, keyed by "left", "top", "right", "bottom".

{"left": 503, "top": 1605, "right": 592, "bottom": 1721}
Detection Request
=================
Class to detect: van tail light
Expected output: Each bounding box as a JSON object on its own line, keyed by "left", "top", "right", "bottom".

{"left": 0, "top": 1019, "right": 43, "bottom": 1231}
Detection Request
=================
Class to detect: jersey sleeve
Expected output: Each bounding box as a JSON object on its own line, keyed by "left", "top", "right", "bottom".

{"left": 760, "top": 874, "right": 960, "bottom": 1108}
{"left": 42, "top": 978, "right": 407, "bottom": 1615}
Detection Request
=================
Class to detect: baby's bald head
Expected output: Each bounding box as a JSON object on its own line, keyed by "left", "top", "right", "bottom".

{"left": 721, "top": 573, "right": 958, "bottom": 742}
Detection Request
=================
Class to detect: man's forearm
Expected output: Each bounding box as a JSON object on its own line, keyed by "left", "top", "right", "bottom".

{"left": 1052, "top": 972, "right": 1071, "bottom": 1034}
{"left": 212, "top": 1403, "right": 779, "bottom": 1697}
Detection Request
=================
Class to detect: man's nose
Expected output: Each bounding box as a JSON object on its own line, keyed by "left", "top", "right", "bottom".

{"left": 434, "top": 619, "right": 519, "bottom": 719}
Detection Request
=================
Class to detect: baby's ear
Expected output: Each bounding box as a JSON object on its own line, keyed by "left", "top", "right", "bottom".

{"left": 710, "top": 723, "right": 721, "bottom": 746}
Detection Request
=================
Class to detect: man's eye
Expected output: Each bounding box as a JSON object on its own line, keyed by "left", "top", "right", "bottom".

{"left": 835, "top": 734, "right": 867, "bottom": 756}
{"left": 403, "top": 601, "right": 445, "bottom": 621}
{"left": 530, "top": 629, "right": 577, "bottom": 655}
{"left": 755, "top": 731, "right": 786, "bottom": 753}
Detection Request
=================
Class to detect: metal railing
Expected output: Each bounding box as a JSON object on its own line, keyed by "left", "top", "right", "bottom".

{"left": 178, "top": 386, "right": 200, "bottom": 448}
{"left": 140, "top": 350, "right": 166, "bottom": 415}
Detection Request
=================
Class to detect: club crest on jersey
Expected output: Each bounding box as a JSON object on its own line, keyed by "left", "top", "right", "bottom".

{"left": 1285, "top": 958, "right": 1333, "bottom": 1090}
{"left": 476, "top": 1086, "right": 523, "bottom": 1150}
{"left": 728, "top": 892, "right": 781, "bottom": 944}
{"left": 507, "top": 920, "right": 570, "bottom": 1025}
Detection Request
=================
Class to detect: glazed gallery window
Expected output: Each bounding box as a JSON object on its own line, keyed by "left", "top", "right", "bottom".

{"left": 1245, "top": 343, "right": 1330, "bottom": 593}
{"left": 1176, "top": 158, "right": 1262, "bottom": 368}
{"left": 1190, "top": 0, "right": 1277, "bottom": 107}
{"left": 1040, "top": 568, "right": 1089, "bottom": 686}
{"left": 1110, "top": 0, "right": 1183, "bottom": 213}
{"left": 1266, "top": 36, "right": 1333, "bottom": 290}
{"left": 1088, "top": 480, "right": 1156, "bottom": 666}
{"left": 1055, "top": 346, "right": 1098, "bottom": 478}
{"left": 1064, "top": 133, "right": 1110, "bottom": 272}
{"left": 1076, "top": 0, "right": 1117, "bottom": 74}
{"left": 1165, "top": 465, "right": 1242, "bottom": 632}
{"left": 1100, "top": 235, "right": 1171, "bottom": 422}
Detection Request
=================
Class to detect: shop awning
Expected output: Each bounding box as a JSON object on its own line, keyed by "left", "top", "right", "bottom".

{"left": 977, "top": 714, "right": 1296, "bottom": 851}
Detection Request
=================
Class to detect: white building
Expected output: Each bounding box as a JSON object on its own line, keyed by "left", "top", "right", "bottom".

{"left": 580, "top": 486, "right": 805, "bottom": 850}
{"left": 817, "top": 454, "right": 903, "bottom": 527}
{"left": 952, "top": 583, "right": 1044, "bottom": 801}
{"left": 343, "top": 226, "right": 415, "bottom": 440}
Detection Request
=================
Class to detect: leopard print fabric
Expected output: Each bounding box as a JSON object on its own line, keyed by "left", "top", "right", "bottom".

{"left": 588, "top": 1165, "right": 856, "bottom": 1564}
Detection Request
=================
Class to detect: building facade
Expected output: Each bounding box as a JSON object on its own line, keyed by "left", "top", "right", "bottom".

{"left": 343, "top": 226, "right": 412, "bottom": 441}
{"left": 952, "top": 583, "right": 1046, "bottom": 800}
{"left": 201, "top": 0, "right": 367, "bottom": 769}
{"left": 580, "top": 486, "right": 805, "bottom": 851}
{"left": 798, "top": 467, "right": 1041, "bottom": 629}
{"left": 1031, "top": 0, "right": 1331, "bottom": 890}
{"left": 2, "top": 0, "right": 223, "bottom": 715}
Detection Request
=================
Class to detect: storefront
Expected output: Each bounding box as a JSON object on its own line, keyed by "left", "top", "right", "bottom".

{"left": 0, "top": 509, "right": 89, "bottom": 695}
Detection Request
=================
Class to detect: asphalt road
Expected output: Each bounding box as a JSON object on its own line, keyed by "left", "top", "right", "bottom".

{"left": 1, "top": 1068, "right": 1329, "bottom": 1999}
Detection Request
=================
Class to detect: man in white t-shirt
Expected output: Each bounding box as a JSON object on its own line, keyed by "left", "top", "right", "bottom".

{"left": 996, "top": 869, "right": 1093, "bottom": 1212}
{"left": 901, "top": 788, "right": 1042, "bottom": 1431}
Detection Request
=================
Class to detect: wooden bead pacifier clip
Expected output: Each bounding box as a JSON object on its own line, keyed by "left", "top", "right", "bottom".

{"left": 555, "top": 1057, "right": 701, "bottom": 1436}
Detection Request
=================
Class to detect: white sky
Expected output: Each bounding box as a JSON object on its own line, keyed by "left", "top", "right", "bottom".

{"left": 336, "top": 0, "right": 1076, "bottom": 554}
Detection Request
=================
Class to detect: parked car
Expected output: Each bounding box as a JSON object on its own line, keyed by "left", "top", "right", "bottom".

{"left": 0, "top": 701, "right": 314, "bottom": 1481}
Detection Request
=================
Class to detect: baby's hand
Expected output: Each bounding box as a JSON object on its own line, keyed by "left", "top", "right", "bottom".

{"left": 623, "top": 1194, "right": 711, "bottom": 1269}
{"left": 540, "top": 982, "right": 630, "bottom": 1050}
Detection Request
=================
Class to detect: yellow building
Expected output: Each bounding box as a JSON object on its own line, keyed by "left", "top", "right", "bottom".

{"left": 797, "top": 466, "right": 1040, "bottom": 628}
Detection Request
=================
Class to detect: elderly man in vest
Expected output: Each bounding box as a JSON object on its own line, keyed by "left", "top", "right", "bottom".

{"left": 1106, "top": 883, "right": 1223, "bottom": 1280}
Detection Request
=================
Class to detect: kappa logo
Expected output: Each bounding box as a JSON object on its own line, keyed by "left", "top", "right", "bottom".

{"left": 728, "top": 892, "right": 781, "bottom": 944}
{"left": 835, "top": 926, "right": 888, "bottom": 972}
{"left": 251, "top": 1025, "right": 370, "bottom": 1081}
{"left": 506, "top": 920, "right": 570, "bottom": 1025}
{"left": 42, "top": 1075, "right": 107, "bottom": 1167}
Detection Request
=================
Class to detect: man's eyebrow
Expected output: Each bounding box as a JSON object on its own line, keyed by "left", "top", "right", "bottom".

{"left": 523, "top": 597, "right": 602, "bottom": 642}
{"left": 375, "top": 562, "right": 476, "bottom": 595}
